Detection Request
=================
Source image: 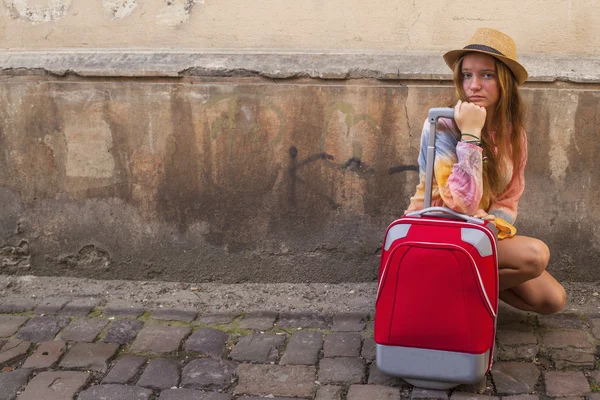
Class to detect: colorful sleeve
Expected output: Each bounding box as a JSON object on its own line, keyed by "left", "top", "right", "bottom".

{"left": 488, "top": 130, "right": 528, "bottom": 225}
{"left": 406, "top": 119, "right": 484, "bottom": 215}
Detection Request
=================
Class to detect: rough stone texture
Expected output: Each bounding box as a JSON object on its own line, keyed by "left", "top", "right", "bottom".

{"left": 33, "top": 299, "right": 68, "bottom": 315}
{"left": 229, "top": 334, "right": 286, "bottom": 363}
{"left": 491, "top": 362, "right": 540, "bottom": 395}
{"left": 158, "top": 389, "right": 232, "bottom": 400}
{"left": 152, "top": 308, "right": 198, "bottom": 322}
{"left": 323, "top": 332, "right": 362, "bottom": 357}
{"left": 538, "top": 313, "right": 586, "bottom": 329}
{"left": 361, "top": 338, "right": 376, "bottom": 361}
{"left": 235, "top": 364, "right": 316, "bottom": 398}
{"left": 103, "top": 355, "right": 148, "bottom": 384}
{"left": 0, "top": 339, "right": 31, "bottom": 364}
{"left": 78, "top": 384, "right": 153, "bottom": 400}
{"left": 58, "top": 318, "right": 108, "bottom": 342}
{"left": 590, "top": 318, "right": 600, "bottom": 339}
{"left": 450, "top": 394, "right": 499, "bottom": 400}
{"left": 496, "top": 345, "right": 539, "bottom": 362}
{"left": 16, "top": 316, "right": 70, "bottom": 343}
{"left": 239, "top": 311, "right": 278, "bottom": 330}
{"left": 17, "top": 371, "right": 89, "bottom": 400}
{"left": 346, "top": 384, "right": 400, "bottom": 399}
{"left": 22, "top": 339, "right": 66, "bottom": 369}
{"left": 277, "top": 313, "right": 331, "bottom": 328}
{"left": 137, "top": 358, "right": 181, "bottom": 390}
{"left": 197, "top": 313, "right": 239, "bottom": 325}
{"left": 0, "top": 369, "right": 32, "bottom": 400}
{"left": 280, "top": 330, "right": 323, "bottom": 365}
{"left": 0, "top": 301, "right": 35, "bottom": 313}
{"left": 59, "top": 342, "right": 119, "bottom": 372}
{"left": 541, "top": 330, "right": 593, "bottom": 349}
{"left": 496, "top": 326, "right": 537, "bottom": 345}
{"left": 103, "top": 303, "right": 145, "bottom": 318}
{"left": 552, "top": 349, "right": 596, "bottom": 369}
{"left": 500, "top": 396, "right": 539, "bottom": 400}
{"left": 315, "top": 385, "right": 344, "bottom": 400}
{"left": 544, "top": 371, "right": 590, "bottom": 397}
{"left": 318, "top": 358, "right": 365, "bottom": 384}
{"left": 368, "top": 362, "right": 406, "bottom": 386}
{"left": 181, "top": 358, "right": 238, "bottom": 390}
{"left": 411, "top": 388, "right": 449, "bottom": 399}
{"left": 105, "top": 319, "right": 144, "bottom": 344}
{"left": 184, "top": 328, "right": 229, "bottom": 358}
{"left": 0, "top": 315, "right": 29, "bottom": 338}
{"left": 331, "top": 313, "right": 368, "bottom": 332}
{"left": 59, "top": 298, "right": 100, "bottom": 316}
{"left": 130, "top": 324, "right": 191, "bottom": 353}
{"left": 454, "top": 378, "right": 489, "bottom": 394}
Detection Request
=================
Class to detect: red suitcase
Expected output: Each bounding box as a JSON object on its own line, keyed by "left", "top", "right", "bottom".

{"left": 374, "top": 108, "right": 499, "bottom": 390}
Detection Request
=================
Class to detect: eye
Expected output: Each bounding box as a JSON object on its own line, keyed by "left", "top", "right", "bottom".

{"left": 483, "top": 72, "right": 496, "bottom": 79}
{"left": 462, "top": 72, "right": 472, "bottom": 79}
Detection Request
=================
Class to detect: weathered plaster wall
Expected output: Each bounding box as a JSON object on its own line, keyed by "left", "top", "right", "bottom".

{"left": 0, "top": 76, "right": 599, "bottom": 283}
{"left": 1, "top": 0, "right": 599, "bottom": 56}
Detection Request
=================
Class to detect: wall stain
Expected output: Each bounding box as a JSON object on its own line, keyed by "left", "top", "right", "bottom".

{"left": 5, "top": 0, "right": 72, "bottom": 24}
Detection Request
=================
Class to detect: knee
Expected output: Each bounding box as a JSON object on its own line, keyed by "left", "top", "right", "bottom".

{"left": 522, "top": 240, "right": 550, "bottom": 280}
{"left": 537, "top": 285, "right": 567, "bottom": 315}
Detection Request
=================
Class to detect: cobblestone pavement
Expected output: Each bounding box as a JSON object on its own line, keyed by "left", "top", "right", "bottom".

{"left": 1, "top": 291, "right": 600, "bottom": 399}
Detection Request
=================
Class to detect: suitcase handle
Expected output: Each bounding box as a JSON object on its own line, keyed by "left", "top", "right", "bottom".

{"left": 406, "top": 206, "right": 484, "bottom": 225}
{"left": 424, "top": 107, "right": 455, "bottom": 208}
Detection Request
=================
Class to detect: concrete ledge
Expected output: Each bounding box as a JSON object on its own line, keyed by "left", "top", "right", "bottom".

{"left": 1, "top": 50, "right": 600, "bottom": 83}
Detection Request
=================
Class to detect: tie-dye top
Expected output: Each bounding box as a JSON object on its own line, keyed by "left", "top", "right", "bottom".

{"left": 405, "top": 118, "right": 527, "bottom": 225}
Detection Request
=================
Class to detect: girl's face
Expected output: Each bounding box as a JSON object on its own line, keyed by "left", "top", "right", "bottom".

{"left": 461, "top": 53, "right": 500, "bottom": 112}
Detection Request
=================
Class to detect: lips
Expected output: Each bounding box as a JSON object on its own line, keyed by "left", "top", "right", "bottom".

{"left": 469, "top": 96, "right": 484, "bottom": 101}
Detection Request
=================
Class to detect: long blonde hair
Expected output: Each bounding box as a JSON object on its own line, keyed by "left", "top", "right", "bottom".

{"left": 452, "top": 55, "right": 525, "bottom": 209}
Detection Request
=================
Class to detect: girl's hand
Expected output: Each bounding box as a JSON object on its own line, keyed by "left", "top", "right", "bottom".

{"left": 454, "top": 100, "right": 486, "bottom": 139}
{"left": 474, "top": 209, "right": 496, "bottom": 226}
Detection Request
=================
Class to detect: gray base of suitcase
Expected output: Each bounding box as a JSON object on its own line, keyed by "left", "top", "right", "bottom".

{"left": 376, "top": 344, "right": 490, "bottom": 390}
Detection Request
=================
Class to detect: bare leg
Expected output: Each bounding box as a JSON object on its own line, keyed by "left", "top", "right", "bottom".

{"left": 497, "top": 235, "right": 566, "bottom": 314}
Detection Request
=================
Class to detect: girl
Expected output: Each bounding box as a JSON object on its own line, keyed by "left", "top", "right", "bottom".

{"left": 406, "top": 28, "right": 566, "bottom": 315}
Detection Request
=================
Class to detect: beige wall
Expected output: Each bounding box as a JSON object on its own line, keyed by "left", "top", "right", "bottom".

{"left": 2, "top": 0, "right": 599, "bottom": 56}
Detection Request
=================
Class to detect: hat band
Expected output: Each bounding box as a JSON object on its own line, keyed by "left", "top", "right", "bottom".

{"left": 463, "top": 44, "right": 505, "bottom": 57}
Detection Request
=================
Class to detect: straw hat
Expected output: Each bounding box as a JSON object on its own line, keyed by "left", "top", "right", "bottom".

{"left": 443, "top": 28, "right": 528, "bottom": 85}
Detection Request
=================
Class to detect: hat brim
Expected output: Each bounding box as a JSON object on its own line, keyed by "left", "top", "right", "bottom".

{"left": 443, "top": 49, "right": 528, "bottom": 86}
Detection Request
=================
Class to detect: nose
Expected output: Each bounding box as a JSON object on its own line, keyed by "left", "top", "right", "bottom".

{"left": 469, "top": 76, "right": 482, "bottom": 91}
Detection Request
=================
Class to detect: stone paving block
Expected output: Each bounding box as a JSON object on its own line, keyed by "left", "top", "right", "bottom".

{"left": 541, "top": 330, "right": 593, "bottom": 349}
{"left": 181, "top": 358, "right": 238, "bottom": 390}
{"left": 315, "top": 385, "right": 344, "bottom": 400}
{"left": 318, "top": 357, "right": 366, "bottom": 384}
{"left": 277, "top": 312, "right": 331, "bottom": 329}
{"left": 496, "top": 326, "right": 537, "bottom": 346}
{"left": 280, "top": 330, "right": 323, "bottom": 365}
{"left": 104, "top": 319, "right": 144, "bottom": 344}
{"left": 324, "top": 332, "right": 362, "bottom": 357}
{"left": 0, "top": 339, "right": 30, "bottom": 364}
{"left": 411, "top": 388, "right": 449, "bottom": 399}
{"left": 103, "top": 302, "right": 145, "bottom": 318}
{"left": 368, "top": 362, "right": 406, "bottom": 386}
{"left": 361, "top": 337, "right": 376, "bottom": 361}
{"left": 454, "top": 377, "right": 488, "bottom": 394}
{"left": 158, "top": 388, "right": 232, "bottom": 399}
{"left": 0, "top": 315, "right": 29, "bottom": 338}
{"left": 17, "top": 371, "right": 89, "bottom": 400}
{"left": 58, "top": 298, "right": 100, "bottom": 317}
{"left": 16, "top": 316, "right": 70, "bottom": 343}
{"left": 103, "top": 354, "right": 147, "bottom": 384}
{"left": 235, "top": 364, "right": 316, "bottom": 398}
{"left": 22, "top": 339, "right": 66, "bottom": 369}
{"left": 130, "top": 324, "right": 191, "bottom": 353}
{"left": 58, "top": 318, "right": 108, "bottom": 342}
{"left": 501, "top": 396, "right": 539, "bottom": 400}
{"left": 544, "top": 371, "right": 590, "bottom": 397}
{"left": 590, "top": 318, "right": 600, "bottom": 340}
{"left": 0, "top": 369, "right": 32, "bottom": 400}
{"left": 491, "top": 362, "right": 540, "bottom": 395}
{"left": 450, "top": 393, "right": 499, "bottom": 400}
{"left": 236, "top": 397, "right": 302, "bottom": 400}
{"left": 152, "top": 308, "right": 198, "bottom": 323}
{"left": 0, "top": 300, "right": 35, "bottom": 313}
{"left": 197, "top": 313, "right": 240, "bottom": 325}
{"left": 588, "top": 395, "right": 600, "bottom": 400}
{"left": 229, "top": 333, "right": 286, "bottom": 363}
{"left": 331, "top": 313, "right": 368, "bottom": 332}
{"left": 137, "top": 358, "right": 181, "bottom": 390}
{"left": 33, "top": 299, "right": 68, "bottom": 315}
{"left": 239, "top": 311, "right": 278, "bottom": 330}
{"left": 538, "top": 313, "right": 586, "bottom": 329}
{"left": 78, "top": 384, "right": 153, "bottom": 400}
{"left": 496, "top": 344, "right": 539, "bottom": 362}
{"left": 552, "top": 349, "right": 595, "bottom": 370}
{"left": 184, "top": 327, "right": 229, "bottom": 358}
{"left": 496, "top": 303, "right": 536, "bottom": 326}
{"left": 591, "top": 370, "right": 600, "bottom": 384}
{"left": 59, "top": 342, "right": 119, "bottom": 372}
{"left": 347, "top": 384, "right": 400, "bottom": 400}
